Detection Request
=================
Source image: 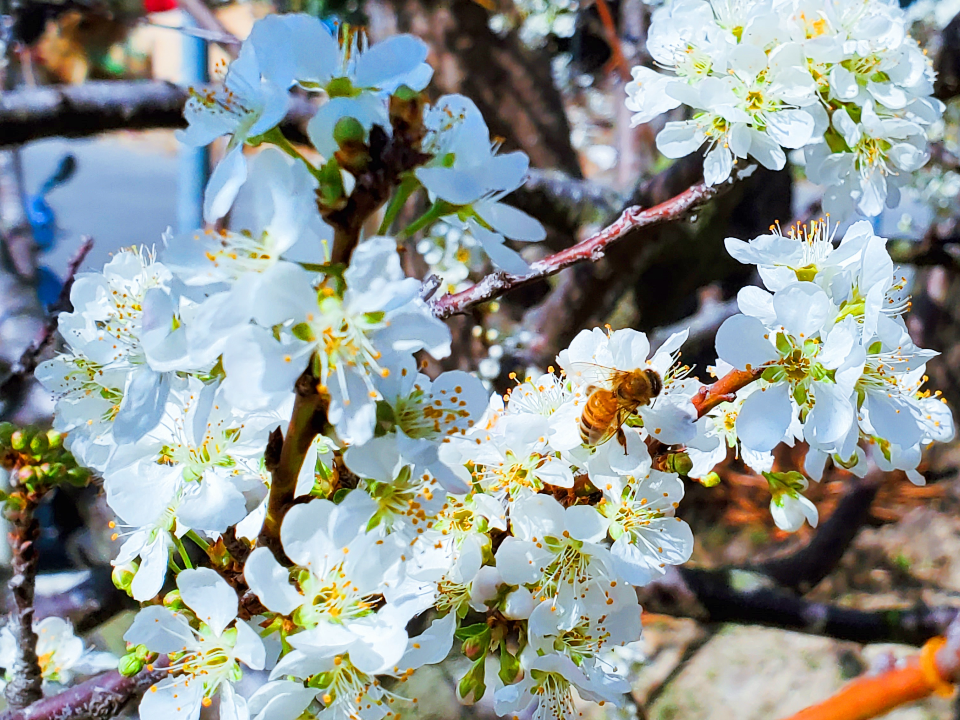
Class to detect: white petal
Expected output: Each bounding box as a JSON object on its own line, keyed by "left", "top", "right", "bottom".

{"left": 138, "top": 677, "right": 204, "bottom": 720}
{"left": 177, "top": 567, "right": 238, "bottom": 637}
{"left": 736, "top": 384, "right": 792, "bottom": 452}
{"left": 715, "top": 315, "right": 778, "bottom": 370}
{"left": 564, "top": 505, "right": 609, "bottom": 543}
{"left": 773, "top": 282, "right": 831, "bottom": 338}
{"left": 244, "top": 547, "right": 303, "bottom": 615}
{"left": 234, "top": 620, "right": 267, "bottom": 670}
{"left": 656, "top": 121, "right": 705, "bottom": 158}
{"left": 124, "top": 606, "right": 196, "bottom": 654}
{"left": 204, "top": 146, "right": 248, "bottom": 223}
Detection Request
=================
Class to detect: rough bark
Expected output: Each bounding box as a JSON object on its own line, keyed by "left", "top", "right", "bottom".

{"left": 0, "top": 665, "right": 167, "bottom": 720}
{"left": 4, "top": 510, "right": 42, "bottom": 710}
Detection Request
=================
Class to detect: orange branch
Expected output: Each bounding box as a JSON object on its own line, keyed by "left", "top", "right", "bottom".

{"left": 782, "top": 637, "right": 957, "bottom": 720}
{"left": 691, "top": 366, "right": 765, "bottom": 418}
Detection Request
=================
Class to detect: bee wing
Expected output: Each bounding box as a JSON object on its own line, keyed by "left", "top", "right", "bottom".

{"left": 566, "top": 362, "right": 626, "bottom": 389}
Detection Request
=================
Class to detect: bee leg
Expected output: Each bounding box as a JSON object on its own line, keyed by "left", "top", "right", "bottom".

{"left": 616, "top": 427, "right": 627, "bottom": 453}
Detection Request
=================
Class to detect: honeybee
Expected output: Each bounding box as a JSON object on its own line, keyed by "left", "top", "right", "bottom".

{"left": 570, "top": 364, "right": 663, "bottom": 447}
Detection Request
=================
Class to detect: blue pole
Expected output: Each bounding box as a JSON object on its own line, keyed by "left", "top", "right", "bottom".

{"left": 177, "top": 15, "right": 209, "bottom": 233}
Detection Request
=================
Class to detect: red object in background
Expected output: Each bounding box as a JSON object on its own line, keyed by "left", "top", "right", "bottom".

{"left": 144, "top": 0, "right": 178, "bottom": 13}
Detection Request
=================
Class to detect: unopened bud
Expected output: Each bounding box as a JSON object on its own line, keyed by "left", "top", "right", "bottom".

{"left": 462, "top": 630, "right": 489, "bottom": 662}
{"left": 163, "top": 589, "right": 185, "bottom": 610}
{"left": 112, "top": 563, "right": 137, "bottom": 594}
{"left": 118, "top": 653, "right": 144, "bottom": 677}
{"left": 45, "top": 430, "right": 62, "bottom": 449}
{"left": 457, "top": 661, "right": 486, "bottom": 705}
{"left": 29, "top": 433, "right": 48, "bottom": 455}
{"left": 10, "top": 431, "right": 26, "bottom": 451}
{"left": 333, "top": 116, "right": 366, "bottom": 147}
{"left": 498, "top": 645, "right": 522, "bottom": 685}
{"left": 66, "top": 466, "right": 90, "bottom": 486}
{"left": 502, "top": 588, "right": 534, "bottom": 620}
{"left": 698, "top": 472, "right": 721, "bottom": 488}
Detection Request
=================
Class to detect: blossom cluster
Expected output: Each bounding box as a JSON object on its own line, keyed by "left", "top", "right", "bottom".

{"left": 699, "top": 218, "right": 954, "bottom": 528}
{"left": 30, "top": 10, "right": 955, "bottom": 720}
{"left": 626, "top": 0, "right": 943, "bottom": 218}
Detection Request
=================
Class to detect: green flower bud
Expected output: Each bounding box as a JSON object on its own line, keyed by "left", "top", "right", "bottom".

{"left": 10, "top": 431, "right": 26, "bottom": 451}
{"left": 112, "top": 563, "right": 137, "bottom": 594}
{"left": 163, "top": 589, "right": 185, "bottom": 610}
{"left": 118, "top": 653, "right": 144, "bottom": 677}
{"left": 457, "top": 660, "right": 487, "bottom": 705}
{"left": 29, "top": 433, "right": 48, "bottom": 455}
{"left": 462, "top": 629, "right": 490, "bottom": 661}
{"left": 333, "top": 116, "right": 366, "bottom": 147}
{"left": 699, "top": 471, "right": 722, "bottom": 488}
{"left": 498, "top": 644, "right": 522, "bottom": 685}
{"left": 392, "top": 84, "right": 418, "bottom": 102}
{"left": 45, "top": 430, "right": 62, "bottom": 449}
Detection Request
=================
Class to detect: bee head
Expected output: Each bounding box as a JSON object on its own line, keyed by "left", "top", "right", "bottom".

{"left": 644, "top": 369, "right": 663, "bottom": 398}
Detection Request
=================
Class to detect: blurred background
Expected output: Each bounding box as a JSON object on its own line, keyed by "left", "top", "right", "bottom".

{"left": 4, "top": 0, "right": 960, "bottom": 717}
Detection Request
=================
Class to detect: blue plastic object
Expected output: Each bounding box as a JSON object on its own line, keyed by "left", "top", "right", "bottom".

{"left": 36, "top": 266, "right": 63, "bottom": 308}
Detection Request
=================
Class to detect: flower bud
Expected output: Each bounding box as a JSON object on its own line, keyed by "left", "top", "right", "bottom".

{"left": 163, "top": 589, "right": 185, "bottom": 610}
{"left": 501, "top": 588, "right": 534, "bottom": 620}
{"left": 66, "top": 466, "right": 90, "bottom": 487}
{"left": 333, "top": 117, "right": 366, "bottom": 147}
{"left": 118, "top": 653, "right": 144, "bottom": 677}
{"left": 45, "top": 430, "right": 62, "bottom": 449}
{"left": 498, "top": 645, "right": 522, "bottom": 685}
{"left": 10, "top": 431, "right": 26, "bottom": 451}
{"left": 112, "top": 563, "right": 137, "bottom": 594}
{"left": 469, "top": 566, "right": 502, "bottom": 610}
{"left": 457, "top": 660, "right": 486, "bottom": 705}
{"left": 461, "top": 629, "right": 490, "bottom": 662}
{"left": 29, "top": 433, "right": 48, "bottom": 455}
{"left": 698, "top": 472, "right": 721, "bottom": 488}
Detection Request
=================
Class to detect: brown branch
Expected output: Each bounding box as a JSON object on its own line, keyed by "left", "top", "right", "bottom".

{"left": 640, "top": 565, "right": 959, "bottom": 647}
{"left": 430, "top": 176, "right": 735, "bottom": 319}
{"left": 4, "top": 502, "right": 42, "bottom": 710}
{"left": 691, "top": 366, "right": 765, "bottom": 418}
{"left": 0, "top": 664, "right": 168, "bottom": 720}
{"left": 257, "top": 367, "right": 328, "bottom": 560}
{"left": 0, "top": 81, "right": 317, "bottom": 149}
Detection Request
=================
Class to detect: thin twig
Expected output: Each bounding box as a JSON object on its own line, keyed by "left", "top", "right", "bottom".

{"left": 595, "top": 0, "right": 633, "bottom": 80}
{"left": 430, "top": 176, "right": 736, "bottom": 319}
